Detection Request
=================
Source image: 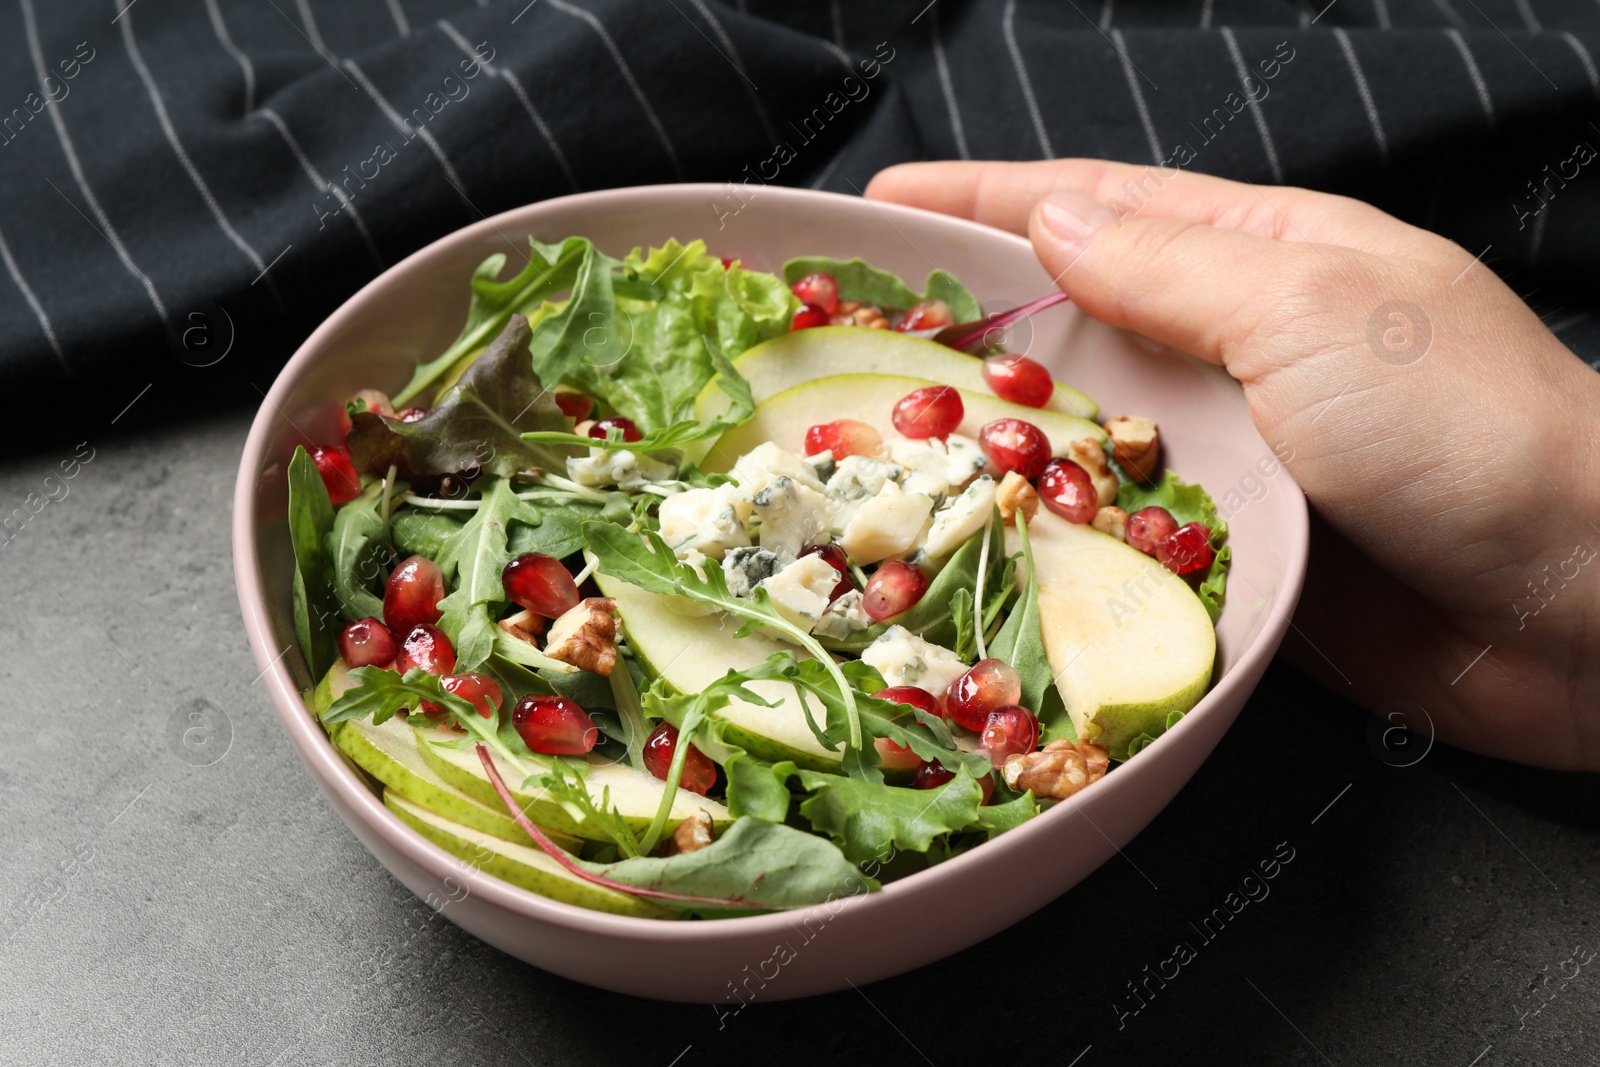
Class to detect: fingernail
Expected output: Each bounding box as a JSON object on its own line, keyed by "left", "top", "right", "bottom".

{"left": 1036, "top": 191, "right": 1117, "bottom": 259}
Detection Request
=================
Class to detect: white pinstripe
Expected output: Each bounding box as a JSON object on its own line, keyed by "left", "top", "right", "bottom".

{"left": 829, "top": 0, "right": 844, "bottom": 46}
{"left": 1110, "top": 28, "right": 1161, "bottom": 164}
{"left": 343, "top": 58, "right": 477, "bottom": 211}
{"left": 1512, "top": 0, "right": 1540, "bottom": 33}
{"left": 203, "top": 0, "right": 256, "bottom": 112}
{"left": 116, "top": 1, "right": 283, "bottom": 307}
{"left": 545, "top": 0, "right": 684, "bottom": 178}
{"left": 685, "top": 0, "right": 778, "bottom": 145}
{"left": 18, "top": 0, "right": 167, "bottom": 322}
{"left": 384, "top": 0, "right": 411, "bottom": 37}
{"left": 1445, "top": 28, "right": 1496, "bottom": 130}
{"left": 930, "top": 6, "right": 970, "bottom": 159}
{"left": 296, "top": 0, "right": 336, "bottom": 62}
{"left": 0, "top": 222, "right": 65, "bottom": 368}
{"left": 1530, "top": 196, "right": 1549, "bottom": 263}
{"left": 436, "top": 18, "right": 579, "bottom": 192}
{"left": 820, "top": 39, "right": 854, "bottom": 73}
{"left": 256, "top": 106, "right": 385, "bottom": 269}
{"left": 810, "top": 144, "right": 848, "bottom": 189}
{"left": 1333, "top": 27, "right": 1389, "bottom": 162}
{"left": 1201, "top": 0, "right": 1215, "bottom": 28}
{"left": 1220, "top": 27, "right": 1283, "bottom": 182}
{"left": 1099, "top": 0, "right": 1114, "bottom": 31}
{"left": 1002, "top": 0, "right": 1055, "bottom": 159}
{"left": 1560, "top": 31, "right": 1600, "bottom": 96}
{"left": 1372, "top": 0, "right": 1391, "bottom": 30}
{"left": 1430, "top": 0, "right": 1467, "bottom": 29}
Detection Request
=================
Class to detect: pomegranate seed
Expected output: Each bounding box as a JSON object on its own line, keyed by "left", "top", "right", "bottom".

{"left": 982, "top": 354, "right": 1053, "bottom": 408}
{"left": 1037, "top": 458, "right": 1098, "bottom": 524}
{"left": 384, "top": 555, "right": 446, "bottom": 632}
{"left": 802, "top": 543, "right": 857, "bottom": 601}
{"left": 979, "top": 705, "right": 1040, "bottom": 767}
{"left": 394, "top": 624, "right": 456, "bottom": 676}
{"left": 873, "top": 686, "right": 942, "bottom": 718}
{"left": 395, "top": 406, "right": 428, "bottom": 423}
{"left": 588, "top": 416, "right": 641, "bottom": 443}
{"left": 424, "top": 671, "right": 504, "bottom": 721}
{"left": 501, "top": 553, "right": 580, "bottom": 617}
{"left": 1126, "top": 506, "right": 1179, "bottom": 556}
{"left": 309, "top": 444, "right": 362, "bottom": 504}
{"left": 338, "top": 389, "right": 394, "bottom": 434}
{"left": 791, "top": 303, "right": 831, "bottom": 331}
{"left": 791, "top": 272, "right": 839, "bottom": 314}
{"left": 872, "top": 686, "right": 941, "bottom": 771}
{"left": 554, "top": 391, "right": 594, "bottom": 421}
{"left": 874, "top": 737, "right": 923, "bottom": 771}
{"left": 946, "top": 658, "right": 1022, "bottom": 732}
{"left": 1157, "top": 522, "right": 1216, "bottom": 575}
{"left": 642, "top": 722, "right": 718, "bottom": 796}
{"left": 804, "top": 419, "right": 883, "bottom": 460}
{"left": 895, "top": 299, "right": 954, "bottom": 333}
{"left": 512, "top": 694, "right": 599, "bottom": 755}
{"left": 979, "top": 418, "right": 1052, "bottom": 480}
{"left": 862, "top": 561, "right": 928, "bottom": 621}
{"left": 912, "top": 761, "right": 954, "bottom": 789}
{"left": 892, "top": 385, "right": 963, "bottom": 440}
{"left": 719, "top": 256, "right": 740, "bottom": 268}
{"left": 338, "top": 617, "right": 397, "bottom": 668}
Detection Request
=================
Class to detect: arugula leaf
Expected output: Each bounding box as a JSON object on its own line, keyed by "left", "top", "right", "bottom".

{"left": 434, "top": 478, "right": 539, "bottom": 671}
{"left": 328, "top": 480, "right": 394, "bottom": 622}
{"left": 583, "top": 521, "right": 867, "bottom": 753}
{"left": 976, "top": 790, "right": 1040, "bottom": 837}
{"left": 1116, "top": 473, "right": 1231, "bottom": 621}
{"left": 646, "top": 678, "right": 791, "bottom": 822}
{"left": 390, "top": 508, "right": 462, "bottom": 560}
{"left": 948, "top": 586, "right": 976, "bottom": 663}
{"left": 348, "top": 315, "right": 578, "bottom": 483}
{"left": 989, "top": 515, "right": 1058, "bottom": 731}
{"left": 287, "top": 446, "right": 340, "bottom": 679}
{"left": 392, "top": 237, "right": 588, "bottom": 406}
{"left": 782, "top": 256, "right": 982, "bottom": 322}
{"left": 506, "top": 499, "right": 590, "bottom": 559}
{"left": 586, "top": 816, "right": 871, "bottom": 916}
{"left": 783, "top": 763, "right": 987, "bottom": 865}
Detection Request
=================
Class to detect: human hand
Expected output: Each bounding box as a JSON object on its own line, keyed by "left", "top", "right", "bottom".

{"left": 867, "top": 159, "right": 1600, "bottom": 771}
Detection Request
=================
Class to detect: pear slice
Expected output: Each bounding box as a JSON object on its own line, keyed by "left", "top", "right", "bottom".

{"left": 313, "top": 660, "right": 727, "bottom": 840}
{"left": 382, "top": 790, "right": 675, "bottom": 919}
{"left": 1022, "top": 510, "right": 1216, "bottom": 760}
{"left": 413, "top": 724, "right": 730, "bottom": 839}
{"left": 328, "top": 716, "right": 583, "bottom": 854}
{"left": 696, "top": 326, "right": 1098, "bottom": 422}
{"left": 702, "top": 373, "right": 1104, "bottom": 473}
{"left": 594, "top": 573, "right": 841, "bottom": 769}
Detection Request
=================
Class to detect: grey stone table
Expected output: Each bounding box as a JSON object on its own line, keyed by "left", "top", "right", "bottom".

{"left": 2, "top": 409, "right": 1596, "bottom": 1067}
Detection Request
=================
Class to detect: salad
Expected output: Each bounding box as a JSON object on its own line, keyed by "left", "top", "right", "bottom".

{"left": 286, "top": 237, "right": 1230, "bottom": 918}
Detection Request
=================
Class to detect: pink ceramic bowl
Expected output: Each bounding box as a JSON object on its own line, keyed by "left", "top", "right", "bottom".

{"left": 234, "top": 184, "right": 1308, "bottom": 1002}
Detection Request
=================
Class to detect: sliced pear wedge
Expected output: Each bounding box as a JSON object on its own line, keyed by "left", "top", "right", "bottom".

{"left": 696, "top": 326, "right": 1098, "bottom": 422}
{"left": 1021, "top": 510, "right": 1216, "bottom": 760}
{"left": 702, "top": 373, "right": 1104, "bottom": 473}
{"left": 383, "top": 790, "right": 675, "bottom": 919}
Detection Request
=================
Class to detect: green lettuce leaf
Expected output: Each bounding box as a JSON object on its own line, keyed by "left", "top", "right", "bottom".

{"left": 782, "top": 256, "right": 982, "bottom": 322}
{"left": 328, "top": 480, "right": 394, "bottom": 622}
{"left": 348, "top": 315, "right": 578, "bottom": 483}
{"left": 988, "top": 514, "right": 1057, "bottom": 727}
{"left": 1116, "top": 473, "right": 1231, "bottom": 622}
{"left": 781, "top": 762, "right": 987, "bottom": 865}
{"left": 287, "top": 446, "right": 340, "bottom": 679}
{"left": 392, "top": 237, "right": 588, "bottom": 405}
{"left": 434, "top": 478, "right": 542, "bottom": 671}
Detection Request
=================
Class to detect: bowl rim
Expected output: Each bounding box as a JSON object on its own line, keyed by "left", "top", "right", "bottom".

{"left": 233, "top": 182, "right": 1310, "bottom": 943}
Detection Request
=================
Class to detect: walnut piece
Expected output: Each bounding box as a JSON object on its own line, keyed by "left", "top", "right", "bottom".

{"left": 995, "top": 470, "right": 1040, "bottom": 526}
{"left": 829, "top": 299, "right": 862, "bottom": 326}
{"left": 1106, "top": 416, "right": 1161, "bottom": 483}
{"left": 1067, "top": 438, "right": 1120, "bottom": 508}
{"left": 1002, "top": 739, "right": 1110, "bottom": 800}
{"left": 662, "top": 809, "right": 715, "bottom": 855}
{"left": 497, "top": 608, "right": 546, "bottom": 644}
{"left": 1092, "top": 505, "right": 1128, "bottom": 542}
{"left": 542, "top": 597, "right": 618, "bottom": 676}
{"left": 852, "top": 305, "right": 890, "bottom": 329}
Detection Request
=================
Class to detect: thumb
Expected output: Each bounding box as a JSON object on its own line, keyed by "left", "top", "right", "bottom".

{"left": 1027, "top": 190, "right": 1363, "bottom": 375}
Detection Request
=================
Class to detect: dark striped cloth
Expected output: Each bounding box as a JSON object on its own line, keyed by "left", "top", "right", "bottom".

{"left": 4, "top": 0, "right": 1598, "bottom": 441}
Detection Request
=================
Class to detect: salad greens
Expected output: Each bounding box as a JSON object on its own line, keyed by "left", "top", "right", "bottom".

{"left": 296, "top": 235, "right": 1232, "bottom": 920}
